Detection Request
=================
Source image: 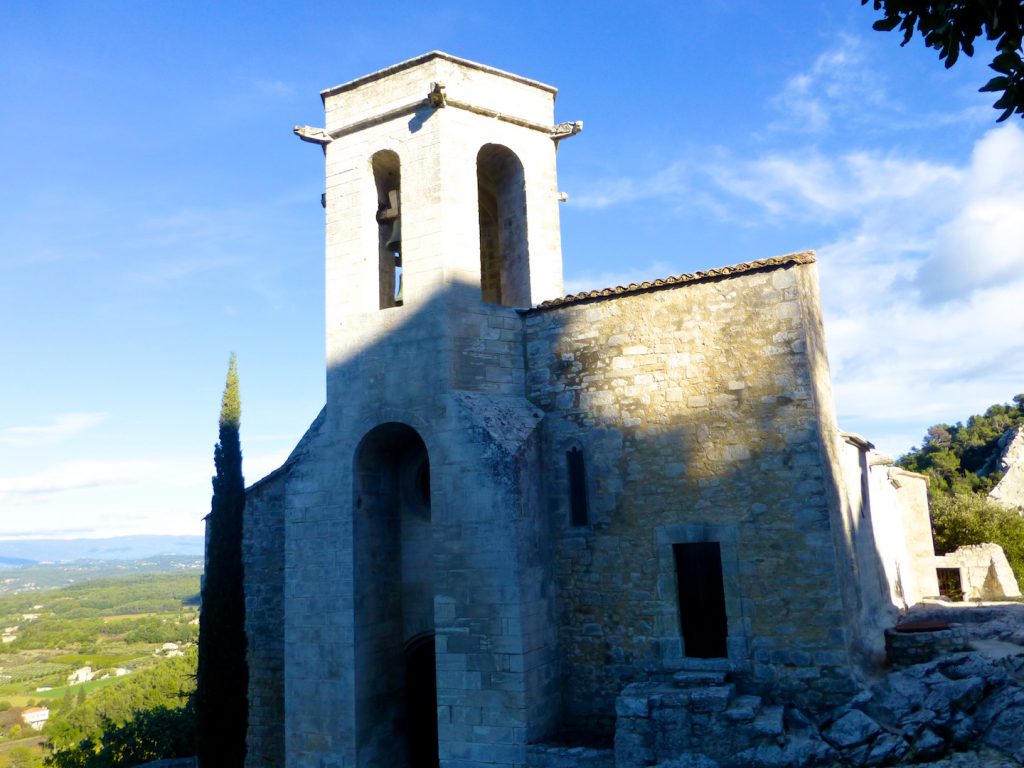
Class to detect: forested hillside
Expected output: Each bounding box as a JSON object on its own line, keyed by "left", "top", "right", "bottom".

{"left": 899, "top": 394, "right": 1024, "bottom": 497}
{"left": 898, "top": 394, "right": 1024, "bottom": 581}
{"left": 0, "top": 573, "right": 199, "bottom": 768}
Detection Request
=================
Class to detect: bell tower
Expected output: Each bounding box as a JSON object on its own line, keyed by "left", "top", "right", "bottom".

{"left": 296, "top": 50, "right": 577, "bottom": 337}
{"left": 283, "top": 54, "right": 580, "bottom": 768}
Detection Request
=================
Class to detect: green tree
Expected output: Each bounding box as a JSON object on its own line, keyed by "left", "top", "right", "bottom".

{"left": 861, "top": 0, "right": 1024, "bottom": 120}
{"left": 7, "top": 746, "right": 43, "bottom": 768}
{"left": 930, "top": 492, "right": 1024, "bottom": 580}
{"left": 195, "top": 355, "right": 248, "bottom": 767}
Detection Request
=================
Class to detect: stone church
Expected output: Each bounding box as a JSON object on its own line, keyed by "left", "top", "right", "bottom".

{"left": 242, "top": 52, "right": 937, "bottom": 768}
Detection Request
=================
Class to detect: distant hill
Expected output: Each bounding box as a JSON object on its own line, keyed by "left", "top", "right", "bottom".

{"left": 0, "top": 554, "right": 203, "bottom": 594}
{"left": 0, "top": 535, "right": 204, "bottom": 564}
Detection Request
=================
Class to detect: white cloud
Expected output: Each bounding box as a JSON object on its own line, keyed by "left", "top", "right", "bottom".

{"left": 915, "top": 124, "right": 1024, "bottom": 303}
{"left": 0, "top": 413, "right": 107, "bottom": 447}
{"left": 770, "top": 35, "right": 889, "bottom": 133}
{"left": 809, "top": 123, "right": 1024, "bottom": 454}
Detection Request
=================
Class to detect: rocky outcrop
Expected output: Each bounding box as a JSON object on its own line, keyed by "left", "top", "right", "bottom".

{"left": 584, "top": 650, "right": 1024, "bottom": 768}
{"left": 989, "top": 427, "right": 1024, "bottom": 510}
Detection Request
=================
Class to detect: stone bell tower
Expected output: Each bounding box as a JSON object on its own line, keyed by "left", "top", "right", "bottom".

{"left": 270, "top": 53, "right": 580, "bottom": 768}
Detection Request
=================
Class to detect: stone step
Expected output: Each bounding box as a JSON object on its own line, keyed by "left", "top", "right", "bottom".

{"left": 723, "top": 694, "right": 762, "bottom": 722}
{"left": 752, "top": 704, "right": 785, "bottom": 737}
{"left": 686, "top": 683, "right": 735, "bottom": 714}
{"left": 672, "top": 670, "right": 729, "bottom": 688}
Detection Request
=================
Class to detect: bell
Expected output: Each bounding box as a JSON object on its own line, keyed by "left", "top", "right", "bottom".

{"left": 384, "top": 217, "right": 402, "bottom": 252}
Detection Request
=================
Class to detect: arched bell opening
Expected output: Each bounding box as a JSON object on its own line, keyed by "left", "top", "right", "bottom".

{"left": 372, "top": 150, "right": 403, "bottom": 309}
{"left": 353, "top": 423, "right": 435, "bottom": 766}
{"left": 477, "top": 144, "right": 530, "bottom": 307}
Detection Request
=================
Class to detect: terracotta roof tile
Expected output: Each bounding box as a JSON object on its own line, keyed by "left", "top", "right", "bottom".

{"left": 531, "top": 251, "right": 816, "bottom": 312}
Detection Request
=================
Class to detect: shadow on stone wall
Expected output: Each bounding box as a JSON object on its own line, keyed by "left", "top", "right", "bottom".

{"left": 248, "top": 268, "right": 899, "bottom": 762}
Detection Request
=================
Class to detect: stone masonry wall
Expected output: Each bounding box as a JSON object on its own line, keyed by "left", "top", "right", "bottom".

{"left": 524, "top": 257, "right": 858, "bottom": 737}
{"left": 243, "top": 463, "right": 289, "bottom": 767}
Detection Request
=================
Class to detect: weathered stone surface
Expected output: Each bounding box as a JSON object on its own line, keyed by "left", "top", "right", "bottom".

{"left": 724, "top": 736, "right": 836, "bottom": 768}
{"left": 989, "top": 426, "right": 1024, "bottom": 510}
{"left": 981, "top": 691, "right": 1024, "bottom": 763}
{"left": 822, "top": 710, "right": 883, "bottom": 749}
{"left": 910, "top": 727, "right": 946, "bottom": 760}
{"left": 526, "top": 744, "right": 615, "bottom": 768}
{"left": 654, "top": 755, "right": 720, "bottom": 768}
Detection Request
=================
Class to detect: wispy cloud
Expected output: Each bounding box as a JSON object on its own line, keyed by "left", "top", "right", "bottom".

{"left": 0, "top": 413, "right": 107, "bottom": 447}
{"left": 569, "top": 162, "right": 690, "bottom": 210}
{"left": 0, "top": 458, "right": 155, "bottom": 497}
{"left": 769, "top": 35, "right": 887, "bottom": 133}
{"left": 705, "top": 150, "right": 960, "bottom": 222}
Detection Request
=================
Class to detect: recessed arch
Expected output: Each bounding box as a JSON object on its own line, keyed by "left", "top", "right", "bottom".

{"left": 477, "top": 144, "right": 530, "bottom": 307}
{"left": 353, "top": 422, "right": 436, "bottom": 765}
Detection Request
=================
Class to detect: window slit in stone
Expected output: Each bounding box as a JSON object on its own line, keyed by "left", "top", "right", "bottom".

{"left": 567, "top": 446, "right": 589, "bottom": 526}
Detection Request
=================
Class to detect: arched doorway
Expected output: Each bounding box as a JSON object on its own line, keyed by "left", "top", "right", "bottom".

{"left": 353, "top": 423, "right": 437, "bottom": 766}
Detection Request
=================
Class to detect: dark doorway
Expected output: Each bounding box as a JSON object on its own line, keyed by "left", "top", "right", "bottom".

{"left": 937, "top": 568, "right": 963, "bottom": 601}
{"left": 405, "top": 633, "right": 439, "bottom": 768}
{"left": 673, "top": 542, "right": 728, "bottom": 658}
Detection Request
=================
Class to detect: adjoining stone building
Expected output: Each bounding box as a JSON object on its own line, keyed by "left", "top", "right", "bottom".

{"left": 242, "top": 52, "right": 936, "bottom": 768}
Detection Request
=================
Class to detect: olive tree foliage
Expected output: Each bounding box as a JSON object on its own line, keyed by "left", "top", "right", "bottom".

{"left": 195, "top": 354, "right": 248, "bottom": 767}
{"left": 861, "top": 0, "right": 1024, "bottom": 119}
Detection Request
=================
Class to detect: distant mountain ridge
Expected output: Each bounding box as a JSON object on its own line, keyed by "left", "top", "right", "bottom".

{"left": 0, "top": 535, "right": 204, "bottom": 564}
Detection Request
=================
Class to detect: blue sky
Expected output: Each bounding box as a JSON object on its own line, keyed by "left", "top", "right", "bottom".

{"left": 2, "top": 1, "right": 1022, "bottom": 539}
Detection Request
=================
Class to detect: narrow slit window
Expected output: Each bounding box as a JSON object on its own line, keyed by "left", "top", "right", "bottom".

{"left": 673, "top": 542, "right": 728, "bottom": 658}
{"left": 567, "top": 446, "right": 589, "bottom": 526}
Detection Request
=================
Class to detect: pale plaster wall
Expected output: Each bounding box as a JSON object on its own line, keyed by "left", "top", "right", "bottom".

{"left": 836, "top": 437, "right": 939, "bottom": 620}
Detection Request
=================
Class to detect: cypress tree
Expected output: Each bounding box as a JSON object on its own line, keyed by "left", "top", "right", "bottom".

{"left": 196, "top": 354, "right": 248, "bottom": 766}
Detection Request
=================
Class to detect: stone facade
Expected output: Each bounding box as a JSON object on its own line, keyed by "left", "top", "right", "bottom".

{"left": 241, "top": 53, "right": 931, "bottom": 768}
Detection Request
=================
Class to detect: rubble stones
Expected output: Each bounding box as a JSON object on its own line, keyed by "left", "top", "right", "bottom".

{"left": 822, "top": 709, "right": 883, "bottom": 749}
{"left": 611, "top": 647, "right": 1024, "bottom": 768}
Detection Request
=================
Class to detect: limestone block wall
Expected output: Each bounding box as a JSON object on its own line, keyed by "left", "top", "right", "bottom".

{"left": 524, "top": 256, "right": 860, "bottom": 735}
{"left": 243, "top": 455, "right": 293, "bottom": 766}
{"left": 273, "top": 290, "right": 561, "bottom": 768}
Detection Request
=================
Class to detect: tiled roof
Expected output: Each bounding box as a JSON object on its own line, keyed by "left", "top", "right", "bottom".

{"left": 532, "top": 251, "right": 816, "bottom": 311}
